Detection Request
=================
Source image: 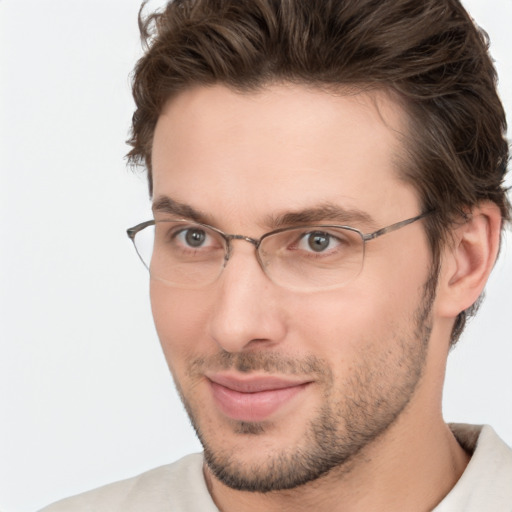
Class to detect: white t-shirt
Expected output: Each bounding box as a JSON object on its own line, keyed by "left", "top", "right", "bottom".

{"left": 39, "top": 424, "right": 512, "bottom": 511}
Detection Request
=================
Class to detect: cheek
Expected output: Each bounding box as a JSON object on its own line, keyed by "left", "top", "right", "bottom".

{"left": 292, "top": 289, "right": 381, "bottom": 351}
{"left": 292, "top": 270, "right": 428, "bottom": 358}
{"left": 150, "top": 282, "right": 210, "bottom": 372}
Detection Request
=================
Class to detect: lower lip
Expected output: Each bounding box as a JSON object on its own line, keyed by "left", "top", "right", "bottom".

{"left": 209, "top": 381, "right": 309, "bottom": 422}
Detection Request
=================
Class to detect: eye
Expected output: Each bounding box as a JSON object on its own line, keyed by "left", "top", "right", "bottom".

{"left": 175, "top": 227, "right": 212, "bottom": 248}
{"left": 183, "top": 227, "right": 207, "bottom": 247}
{"left": 298, "top": 231, "right": 341, "bottom": 253}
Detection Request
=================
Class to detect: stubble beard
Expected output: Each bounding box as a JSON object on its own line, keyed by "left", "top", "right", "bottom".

{"left": 175, "top": 271, "right": 437, "bottom": 493}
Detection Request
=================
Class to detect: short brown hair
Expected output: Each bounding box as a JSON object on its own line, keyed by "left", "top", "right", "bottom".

{"left": 127, "top": 0, "right": 510, "bottom": 342}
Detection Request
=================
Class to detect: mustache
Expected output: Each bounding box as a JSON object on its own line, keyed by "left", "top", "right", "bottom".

{"left": 187, "top": 350, "right": 331, "bottom": 379}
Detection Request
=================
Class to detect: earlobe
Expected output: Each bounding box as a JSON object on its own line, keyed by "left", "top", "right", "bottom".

{"left": 436, "top": 202, "right": 502, "bottom": 318}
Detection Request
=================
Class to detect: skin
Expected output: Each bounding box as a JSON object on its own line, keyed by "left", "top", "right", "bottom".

{"left": 149, "top": 83, "right": 500, "bottom": 511}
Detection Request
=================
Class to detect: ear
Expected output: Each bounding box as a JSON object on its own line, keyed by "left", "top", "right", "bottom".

{"left": 435, "top": 202, "right": 502, "bottom": 319}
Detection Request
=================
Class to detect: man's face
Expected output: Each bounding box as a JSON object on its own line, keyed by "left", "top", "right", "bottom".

{"left": 150, "top": 84, "right": 435, "bottom": 491}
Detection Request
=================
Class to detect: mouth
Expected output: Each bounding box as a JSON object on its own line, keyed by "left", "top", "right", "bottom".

{"left": 206, "top": 373, "right": 312, "bottom": 423}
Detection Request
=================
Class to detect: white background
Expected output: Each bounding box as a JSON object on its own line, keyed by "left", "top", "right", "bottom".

{"left": 0, "top": 1, "right": 510, "bottom": 511}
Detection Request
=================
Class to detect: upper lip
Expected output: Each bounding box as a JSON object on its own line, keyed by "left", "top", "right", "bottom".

{"left": 206, "top": 373, "right": 312, "bottom": 393}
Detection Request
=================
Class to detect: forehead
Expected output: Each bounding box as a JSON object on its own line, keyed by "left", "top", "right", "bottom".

{"left": 151, "top": 84, "right": 419, "bottom": 229}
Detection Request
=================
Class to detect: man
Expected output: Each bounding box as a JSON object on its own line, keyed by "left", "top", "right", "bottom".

{"left": 41, "top": 0, "right": 511, "bottom": 510}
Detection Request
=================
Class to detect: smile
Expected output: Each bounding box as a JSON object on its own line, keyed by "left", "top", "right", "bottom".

{"left": 206, "top": 374, "right": 312, "bottom": 423}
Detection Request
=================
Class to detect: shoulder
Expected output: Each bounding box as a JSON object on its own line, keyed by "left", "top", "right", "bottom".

{"left": 435, "top": 424, "right": 512, "bottom": 511}
{"left": 38, "top": 453, "right": 217, "bottom": 512}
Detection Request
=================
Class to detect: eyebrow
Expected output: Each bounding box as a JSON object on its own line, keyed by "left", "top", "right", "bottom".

{"left": 152, "top": 196, "right": 213, "bottom": 224}
{"left": 266, "top": 204, "right": 377, "bottom": 230}
{"left": 153, "top": 195, "right": 377, "bottom": 230}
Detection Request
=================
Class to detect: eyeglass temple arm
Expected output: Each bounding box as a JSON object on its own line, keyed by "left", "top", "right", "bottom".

{"left": 127, "top": 220, "right": 156, "bottom": 240}
{"left": 362, "top": 211, "right": 433, "bottom": 242}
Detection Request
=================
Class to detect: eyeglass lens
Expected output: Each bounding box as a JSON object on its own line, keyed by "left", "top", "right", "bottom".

{"left": 133, "top": 220, "right": 365, "bottom": 291}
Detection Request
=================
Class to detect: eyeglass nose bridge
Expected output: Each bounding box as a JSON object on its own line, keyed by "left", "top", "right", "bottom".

{"left": 223, "top": 233, "right": 261, "bottom": 265}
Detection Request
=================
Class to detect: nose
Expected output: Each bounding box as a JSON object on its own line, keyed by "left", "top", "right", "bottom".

{"left": 208, "top": 241, "right": 287, "bottom": 353}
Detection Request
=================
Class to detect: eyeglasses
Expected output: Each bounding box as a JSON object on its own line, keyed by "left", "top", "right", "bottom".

{"left": 127, "top": 212, "right": 431, "bottom": 292}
